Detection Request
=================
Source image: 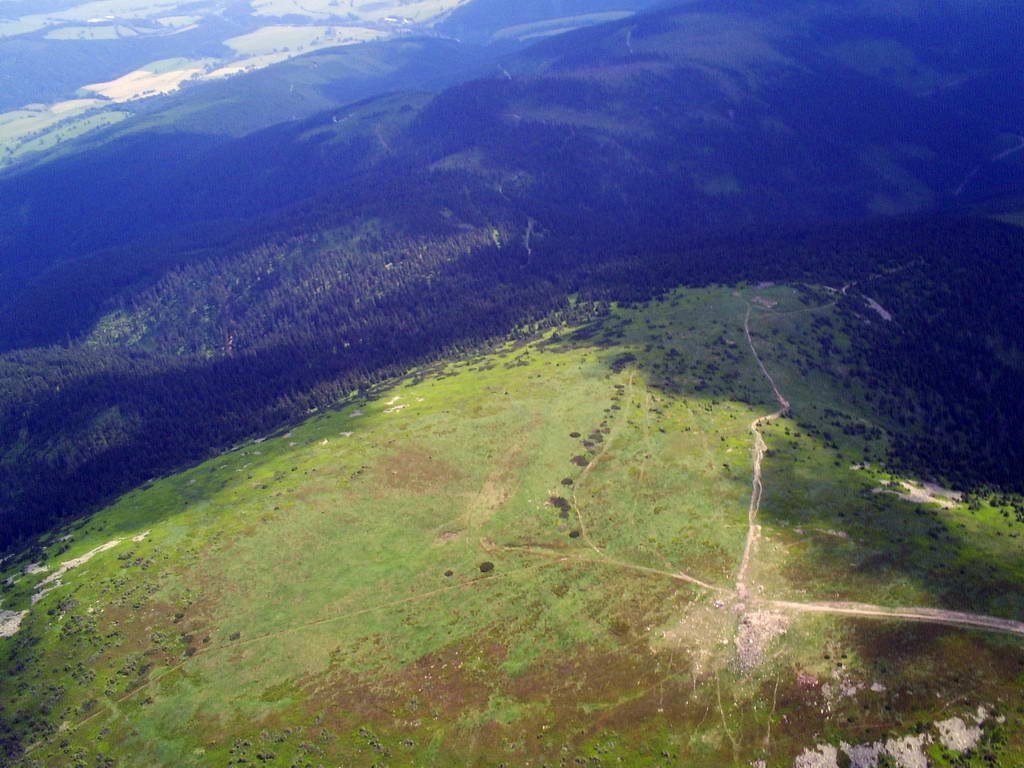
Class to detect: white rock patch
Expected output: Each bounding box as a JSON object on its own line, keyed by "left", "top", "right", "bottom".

{"left": 841, "top": 741, "right": 883, "bottom": 768}
{"left": 797, "top": 707, "right": 993, "bottom": 767}
{"left": 794, "top": 745, "right": 839, "bottom": 768}
{"left": 883, "top": 734, "right": 929, "bottom": 768}
{"left": 0, "top": 609, "right": 27, "bottom": 638}
{"left": 936, "top": 717, "right": 982, "bottom": 752}
{"left": 33, "top": 539, "right": 124, "bottom": 605}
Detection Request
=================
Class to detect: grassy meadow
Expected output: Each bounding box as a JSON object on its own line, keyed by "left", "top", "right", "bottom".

{"left": 2, "top": 286, "right": 1022, "bottom": 767}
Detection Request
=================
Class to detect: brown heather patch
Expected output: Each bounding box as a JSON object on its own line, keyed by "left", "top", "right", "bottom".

{"left": 96, "top": 600, "right": 181, "bottom": 664}
{"left": 506, "top": 644, "right": 669, "bottom": 715}
{"left": 293, "top": 634, "right": 502, "bottom": 743}
{"left": 370, "top": 445, "right": 466, "bottom": 496}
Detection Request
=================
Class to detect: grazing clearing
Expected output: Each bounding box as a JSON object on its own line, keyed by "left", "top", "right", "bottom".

{"left": 0, "top": 99, "right": 129, "bottom": 166}
{"left": 45, "top": 24, "right": 127, "bottom": 39}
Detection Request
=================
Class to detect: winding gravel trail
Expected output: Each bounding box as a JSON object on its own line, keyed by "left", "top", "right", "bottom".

{"left": 736, "top": 305, "right": 790, "bottom": 600}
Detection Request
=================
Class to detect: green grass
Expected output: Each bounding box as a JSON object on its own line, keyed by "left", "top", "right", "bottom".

{"left": 2, "top": 286, "right": 1022, "bottom": 767}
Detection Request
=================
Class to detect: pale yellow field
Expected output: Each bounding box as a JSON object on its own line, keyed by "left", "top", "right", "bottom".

{"left": 249, "top": 0, "right": 470, "bottom": 24}
{"left": 0, "top": 99, "right": 105, "bottom": 142}
{"left": 83, "top": 60, "right": 213, "bottom": 101}
{"left": 223, "top": 25, "right": 385, "bottom": 57}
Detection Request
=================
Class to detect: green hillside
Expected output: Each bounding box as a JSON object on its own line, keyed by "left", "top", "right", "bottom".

{"left": 3, "top": 284, "right": 1022, "bottom": 766}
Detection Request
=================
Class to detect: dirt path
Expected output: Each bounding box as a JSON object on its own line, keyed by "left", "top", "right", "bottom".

{"left": 462, "top": 417, "right": 537, "bottom": 536}
{"left": 736, "top": 305, "right": 790, "bottom": 600}
{"left": 499, "top": 543, "right": 727, "bottom": 592}
{"left": 770, "top": 600, "right": 1024, "bottom": 639}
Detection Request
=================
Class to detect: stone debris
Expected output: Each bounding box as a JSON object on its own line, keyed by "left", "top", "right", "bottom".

{"left": 822, "top": 669, "right": 864, "bottom": 706}
{"left": 735, "top": 610, "right": 788, "bottom": 671}
{"left": 794, "top": 744, "right": 839, "bottom": 768}
{"left": 841, "top": 741, "right": 883, "bottom": 768}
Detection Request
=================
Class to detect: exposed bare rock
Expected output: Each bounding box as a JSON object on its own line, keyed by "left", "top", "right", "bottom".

{"left": 882, "top": 734, "right": 930, "bottom": 768}
{"left": 735, "top": 610, "right": 788, "bottom": 671}
{"left": 0, "top": 609, "right": 27, "bottom": 638}
{"left": 795, "top": 706, "right": 998, "bottom": 767}
{"left": 793, "top": 745, "right": 840, "bottom": 768}
{"left": 841, "top": 741, "right": 883, "bottom": 768}
{"left": 33, "top": 539, "right": 123, "bottom": 605}
{"left": 936, "top": 717, "right": 982, "bottom": 752}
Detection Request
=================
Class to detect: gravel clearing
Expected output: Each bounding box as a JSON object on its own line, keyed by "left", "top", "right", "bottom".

{"left": 735, "top": 610, "right": 788, "bottom": 671}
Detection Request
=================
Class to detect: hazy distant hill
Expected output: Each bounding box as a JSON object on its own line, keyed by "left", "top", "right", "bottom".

{"left": 0, "top": 0, "right": 666, "bottom": 167}
{"left": 3, "top": 0, "right": 1022, "bottom": 347}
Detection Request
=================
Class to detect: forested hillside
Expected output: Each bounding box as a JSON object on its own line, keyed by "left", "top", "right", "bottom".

{"left": 2, "top": 0, "right": 1024, "bottom": 546}
{"left": 3, "top": 215, "right": 1024, "bottom": 547}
